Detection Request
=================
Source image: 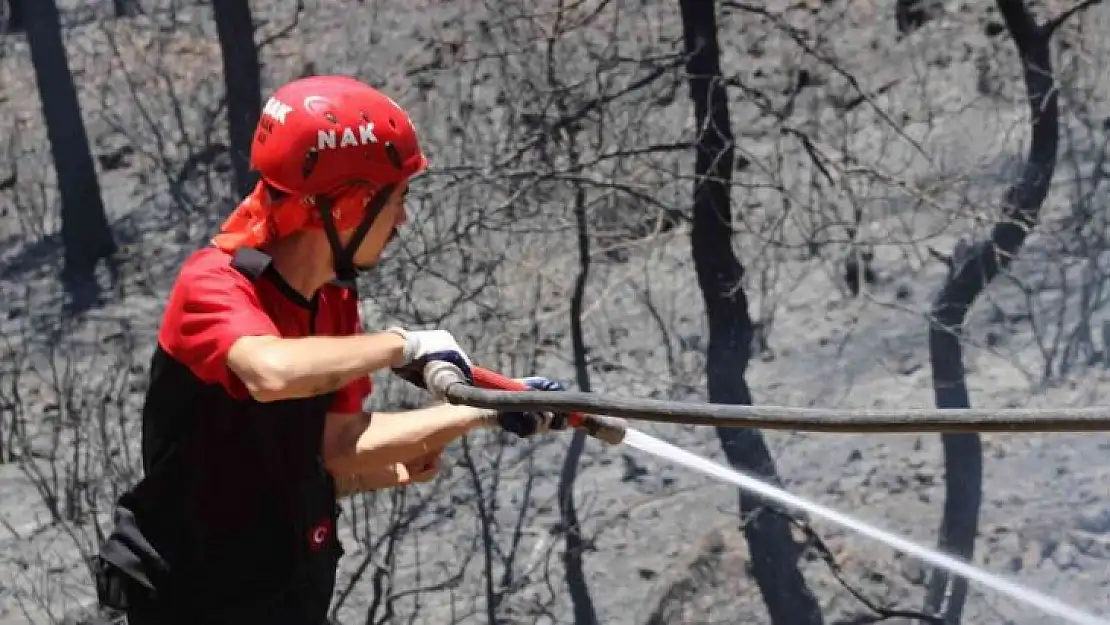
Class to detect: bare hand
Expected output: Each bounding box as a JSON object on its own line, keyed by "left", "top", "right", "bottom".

{"left": 400, "top": 449, "right": 441, "bottom": 484}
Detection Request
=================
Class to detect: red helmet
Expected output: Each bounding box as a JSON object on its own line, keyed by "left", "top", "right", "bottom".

{"left": 250, "top": 75, "right": 428, "bottom": 196}
{"left": 212, "top": 76, "right": 427, "bottom": 259}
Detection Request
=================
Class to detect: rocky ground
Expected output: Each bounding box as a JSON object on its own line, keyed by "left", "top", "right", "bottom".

{"left": 4, "top": 1, "right": 1110, "bottom": 624}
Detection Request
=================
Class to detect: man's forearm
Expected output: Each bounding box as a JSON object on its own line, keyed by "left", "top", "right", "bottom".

{"left": 333, "top": 463, "right": 404, "bottom": 496}
{"left": 326, "top": 403, "right": 495, "bottom": 474}
{"left": 229, "top": 331, "right": 406, "bottom": 402}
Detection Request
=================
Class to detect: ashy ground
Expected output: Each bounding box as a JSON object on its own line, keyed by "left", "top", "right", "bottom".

{"left": 3, "top": 1, "right": 1110, "bottom": 624}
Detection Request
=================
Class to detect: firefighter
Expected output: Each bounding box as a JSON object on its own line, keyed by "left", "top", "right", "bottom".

{"left": 92, "top": 75, "right": 568, "bottom": 625}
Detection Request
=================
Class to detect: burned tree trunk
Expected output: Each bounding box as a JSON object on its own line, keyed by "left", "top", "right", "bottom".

{"left": 212, "top": 0, "right": 262, "bottom": 197}
{"left": 559, "top": 161, "right": 599, "bottom": 625}
{"left": 5, "top": 0, "right": 23, "bottom": 32}
{"left": 924, "top": 1, "right": 1073, "bottom": 622}
{"left": 25, "top": 0, "right": 117, "bottom": 309}
{"left": 679, "top": 2, "right": 823, "bottom": 624}
{"left": 111, "top": 0, "right": 139, "bottom": 18}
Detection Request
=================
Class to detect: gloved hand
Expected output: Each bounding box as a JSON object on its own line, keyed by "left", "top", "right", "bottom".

{"left": 496, "top": 376, "right": 571, "bottom": 439}
{"left": 386, "top": 327, "right": 474, "bottom": 390}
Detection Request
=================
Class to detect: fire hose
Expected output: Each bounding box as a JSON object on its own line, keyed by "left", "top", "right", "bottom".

{"left": 421, "top": 362, "right": 1110, "bottom": 446}
{"left": 420, "top": 363, "right": 1110, "bottom": 625}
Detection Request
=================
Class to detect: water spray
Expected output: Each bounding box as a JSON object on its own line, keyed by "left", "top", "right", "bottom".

{"left": 423, "top": 363, "right": 1110, "bottom": 625}
{"left": 621, "top": 429, "right": 1110, "bottom": 625}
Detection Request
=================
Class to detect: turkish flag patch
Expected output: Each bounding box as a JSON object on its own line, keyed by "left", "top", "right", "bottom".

{"left": 308, "top": 517, "right": 333, "bottom": 552}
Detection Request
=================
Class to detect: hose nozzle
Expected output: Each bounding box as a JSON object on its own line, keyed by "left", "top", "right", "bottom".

{"left": 572, "top": 414, "right": 627, "bottom": 445}
{"left": 423, "top": 360, "right": 469, "bottom": 401}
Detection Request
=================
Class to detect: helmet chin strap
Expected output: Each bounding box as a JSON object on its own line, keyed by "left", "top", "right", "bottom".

{"left": 316, "top": 184, "right": 395, "bottom": 291}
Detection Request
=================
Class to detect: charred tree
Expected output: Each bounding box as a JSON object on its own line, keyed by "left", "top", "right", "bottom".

{"left": 212, "top": 0, "right": 262, "bottom": 197}
{"left": 24, "top": 0, "right": 117, "bottom": 309}
{"left": 111, "top": 0, "right": 139, "bottom": 18}
{"left": 679, "top": 2, "right": 823, "bottom": 624}
{"left": 844, "top": 204, "right": 876, "bottom": 297}
{"left": 924, "top": 0, "right": 1091, "bottom": 622}
{"left": 559, "top": 150, "right": 599, "bottom": 625}
{"left": 5, "top": 0, "right": 23, "bottom": 32}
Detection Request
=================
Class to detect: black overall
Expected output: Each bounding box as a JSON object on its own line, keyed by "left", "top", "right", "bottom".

{"left": 93, "top": 249, "right": 345, "bottom": 625}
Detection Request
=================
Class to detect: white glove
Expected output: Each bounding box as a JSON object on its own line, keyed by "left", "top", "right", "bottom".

{"left": 386, "top": 327, "right": 474, "bottom": 389}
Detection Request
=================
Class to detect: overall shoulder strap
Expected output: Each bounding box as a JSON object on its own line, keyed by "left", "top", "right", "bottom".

{"left": 229, "top": 247, "right": 273, "bottom": 281}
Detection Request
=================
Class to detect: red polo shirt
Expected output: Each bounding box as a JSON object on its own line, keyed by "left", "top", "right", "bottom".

{"left": 98, "top": 245, "right": 370, "bottom": 621}
{"left": 158, "top": 246, "right": 371, "bottom": 411}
